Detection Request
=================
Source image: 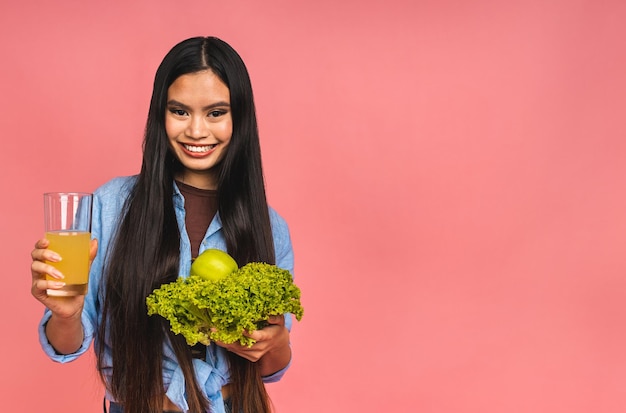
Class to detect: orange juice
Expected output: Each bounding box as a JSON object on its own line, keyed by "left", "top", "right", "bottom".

{"left": 45, "top": 231, "right": 91, "bottom": 296}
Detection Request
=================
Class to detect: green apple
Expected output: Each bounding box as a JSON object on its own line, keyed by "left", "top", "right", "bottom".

{"left": 190, "top": 249, "right": 238, "bottom": 281}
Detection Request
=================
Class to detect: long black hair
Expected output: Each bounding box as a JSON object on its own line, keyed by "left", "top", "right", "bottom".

{"left": 96, "top": 36, "right": 275, "bottom": 413}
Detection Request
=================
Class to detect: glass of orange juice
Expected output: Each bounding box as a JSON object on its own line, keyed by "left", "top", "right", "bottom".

{"left": 44, "top": 192, "right": 92, "bottom": 296}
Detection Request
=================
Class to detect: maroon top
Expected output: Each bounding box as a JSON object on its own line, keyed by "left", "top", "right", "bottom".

{"left": 176, "top": 180, "right": 218, "bottom": 259}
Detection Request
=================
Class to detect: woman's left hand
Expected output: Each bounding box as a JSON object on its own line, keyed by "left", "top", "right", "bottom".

{"left": 214, "top": 315, "right": 291, "bottom": 375}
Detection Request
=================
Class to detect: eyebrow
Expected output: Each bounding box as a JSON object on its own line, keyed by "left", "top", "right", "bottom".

{"left": 166, "top": 99, "right": 230, "bottom": 110}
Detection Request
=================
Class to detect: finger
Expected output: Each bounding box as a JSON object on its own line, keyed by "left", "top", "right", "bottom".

{"left": 31, "top": 260, "right": 64, "bottom": 280}
{"left": 30, "top": 243, "right": 61, "bottom": 262}
{"left": 31, "top": 236, "right": 61, "bottom": 263}
{"left": 241, "top": 329, "right": 258, "bottom": 339}
{"left": 33, "top": 278, "right": 66, "bottom": 293}
{"left": 31, "top": 278, "right": 48, "bottom": 300}
{"left": 89, "top": 239, "right": 98, "bottom": 262}
{"left": 246, "top": 325, "right": 284, "bottom": 343}
{"left": 31, "top": 278, "right": 66, "bottom": 301}
{"left": 34, "top": 238, "right": 50, "bottom": 250}
{"left": 222, "top": 342, "right": 263, "bottom": 362}
{"left": 266, "top": 314, "right": 285, "bottom": 326}
{"left": 31, "top": 248, "right": 62, "bottom": 263}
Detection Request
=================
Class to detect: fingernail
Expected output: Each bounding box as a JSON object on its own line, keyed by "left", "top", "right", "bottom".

{"left": 48, "top": 269, "right": 64, "bottom": 279}
{"left": 50, "top": 281, "right": 66, "bottom": 288}
{"left": 49, "top": 253, "right": 61, "bottom": 261}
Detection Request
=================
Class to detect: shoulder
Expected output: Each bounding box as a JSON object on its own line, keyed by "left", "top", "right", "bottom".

{"left": 268, "top": 206, "right": 290, "bottom": 235}
{"left": 268, "top": 206, "right": 294, "bottom": 272}
{"left": 91, "top": 175, "right": 138, "bottom": 219}
{"left": 94, "top": 175, "right": 137, "bottom": 199}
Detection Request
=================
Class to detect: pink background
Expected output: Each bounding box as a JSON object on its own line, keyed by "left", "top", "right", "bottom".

{"left": 1, "top": 1, "right": 626, "bottom": 412}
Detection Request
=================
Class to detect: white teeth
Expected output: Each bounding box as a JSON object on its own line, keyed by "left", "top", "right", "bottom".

{"left": 184, "top": 144, "right": 214, "bottom": 153}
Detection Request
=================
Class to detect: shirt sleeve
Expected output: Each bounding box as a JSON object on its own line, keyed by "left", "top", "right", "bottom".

{"left": 261, "top": 356, "right": 292, "bottom": 383}
{"left": 38, "top": 309, "right": 96, "bottom": 362}
{"left": 262, "top": 208, "right": 296, "bottom": 383}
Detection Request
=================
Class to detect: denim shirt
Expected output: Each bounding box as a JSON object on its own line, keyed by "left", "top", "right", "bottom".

{"left": 38, "top": 176, "right": 295, "bottom": 413}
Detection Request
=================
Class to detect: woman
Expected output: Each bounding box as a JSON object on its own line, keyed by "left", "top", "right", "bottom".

{"left": 30, "top": 36, "right": 295, "bottom": 413}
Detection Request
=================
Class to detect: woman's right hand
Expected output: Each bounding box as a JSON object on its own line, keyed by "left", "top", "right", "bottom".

{"left": 30, "top": 237, "right": 98, "bottom": 318}
{"left": 31, "top": 237, "right": 98, "bottom": 354}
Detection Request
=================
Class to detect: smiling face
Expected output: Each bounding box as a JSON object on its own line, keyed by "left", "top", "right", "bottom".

{"left": 165, "top": 70, "right": 233, "bottom": 189}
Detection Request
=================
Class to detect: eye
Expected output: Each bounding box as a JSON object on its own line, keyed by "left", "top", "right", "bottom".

{"left": 168, "top": 108, "right": 188, "bottom": 116}
{"left": 208, "top": 110, "right": 226, "bottom": 118}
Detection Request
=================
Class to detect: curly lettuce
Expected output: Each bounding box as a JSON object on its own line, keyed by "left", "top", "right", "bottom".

{"left": 146, "top": 262, "right": 303, "bottom": 347}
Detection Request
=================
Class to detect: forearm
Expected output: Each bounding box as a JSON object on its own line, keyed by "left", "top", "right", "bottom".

{"left": 257, "top": 340, "right": 291, "bottom": 377}
{"left": 44, "top": 313, "right": 84, "bottom": 355}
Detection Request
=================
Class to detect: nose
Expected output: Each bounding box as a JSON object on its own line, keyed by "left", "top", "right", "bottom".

{"left": 185, "top": 115, "right": 209, "bottom": 139}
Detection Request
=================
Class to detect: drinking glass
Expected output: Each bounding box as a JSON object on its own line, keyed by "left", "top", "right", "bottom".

{"left": 44, "top": 192, "right": 93, "bottom": 296}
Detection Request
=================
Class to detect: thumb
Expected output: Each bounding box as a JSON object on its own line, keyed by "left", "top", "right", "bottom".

{"left": 89, "top": 239, "right": 98, "bottom": 262}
